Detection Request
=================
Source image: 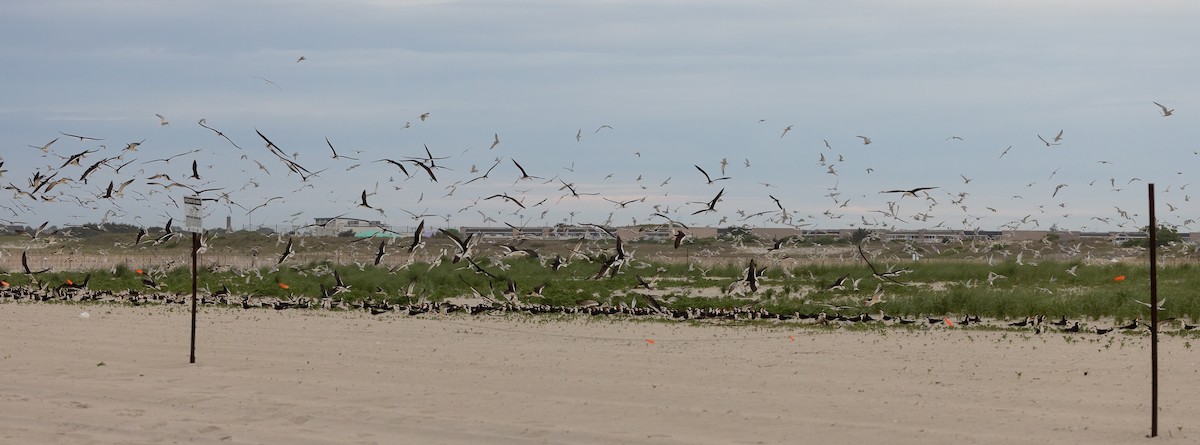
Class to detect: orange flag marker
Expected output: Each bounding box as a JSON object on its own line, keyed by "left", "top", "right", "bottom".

{"left": 278, "top": 283, "right": 290, "bottom": 289}
{"left": 944, "top": 318, "right": 954, "bottom": 327}
{"left": 646, "top": 339, "right": 655, "bottom": 344}
{"left": 1114, "top": 275, "right": 1126, "bottom": 282}
{"left": 788, "top": 335, "right": 796, "bottom": 342}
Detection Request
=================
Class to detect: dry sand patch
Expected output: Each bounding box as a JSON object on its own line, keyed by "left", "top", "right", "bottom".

{"left": 1, "top": 304, "right": 1196, "bottom": 444}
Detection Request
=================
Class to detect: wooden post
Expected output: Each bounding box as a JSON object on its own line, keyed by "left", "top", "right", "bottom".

{"left": 1148, "top": 183, "right": 1158, "bottom": 437}
{"left": 190, "top": 232, "right": 199, "bottom": 364}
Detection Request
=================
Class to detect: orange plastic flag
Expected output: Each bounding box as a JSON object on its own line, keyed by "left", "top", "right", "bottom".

{"left": 136, "top": 269, "right": 143, "bottom": 275}
{"left": 1, "top": 281, "right": 8, "bottom": 287}
{"left": 1114, "top": 275, "right": 1126, "bottom": 282}
{"left": 944, "top": 318, "right": 954, "bottom": 327}
{"left": 646, "top": 339, "right": 655, "bottom": 344}
{"left": 788, "top": 335, "right": 796, "bottom": 342}
{"left": 66, "top": 279, "right": 74, "bottom": 285}
{"left": 278, "top": 283, "right": 290, "bottom": 289}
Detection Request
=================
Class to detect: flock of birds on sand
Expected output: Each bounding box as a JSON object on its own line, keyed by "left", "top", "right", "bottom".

{"left": 2, "top": 56, "right": 1196, "bottom": 332}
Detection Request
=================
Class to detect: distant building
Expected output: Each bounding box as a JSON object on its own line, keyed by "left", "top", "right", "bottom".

{"left": 311, "top": 217, "right": 390, "bottom": 237}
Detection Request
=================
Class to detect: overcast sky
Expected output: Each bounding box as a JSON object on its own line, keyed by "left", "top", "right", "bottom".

{"left": 3, "top": 0, "right": 1198, "bottom": 234}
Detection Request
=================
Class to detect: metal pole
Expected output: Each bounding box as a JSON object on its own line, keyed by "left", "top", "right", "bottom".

{"left": 190, "top": 232, "right": 199, "bottom": 364}
{"left": 1148, "top": 183, "right": 1158, "bottom": 437}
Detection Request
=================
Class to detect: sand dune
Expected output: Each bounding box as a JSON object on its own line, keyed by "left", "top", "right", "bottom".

{"left": 1, "top": 304, "right": 1196, "bottom": 444}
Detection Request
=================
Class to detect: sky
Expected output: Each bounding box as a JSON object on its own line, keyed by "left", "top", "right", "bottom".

{"left": 2, "top": 0, "right": 1199, "bottom": 235}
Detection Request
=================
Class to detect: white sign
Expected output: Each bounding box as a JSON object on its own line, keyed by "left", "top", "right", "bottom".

{"left": 184, "top": 195, "right": 203, "bottom": 233}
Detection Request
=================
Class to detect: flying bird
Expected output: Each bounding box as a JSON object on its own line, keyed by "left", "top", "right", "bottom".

{"left": 881, "top": 187, "right": 938, "bottom": 197}
{"left": 1037, "top": 134, "right": 1061, "bottom": 147}
{"left": 490, "top": 133, "right": 501, "bottom": 150}
{"left": 58, "top": 132, "right": 104, "bottom": 141}
{"left": 407, "top": 220, "right": 425, "bottom": 254}
{"left": 358, "top": 190, "right": 373, "bottom": 209}
{"left": 22, "top": 250, "right": 50, "bottom": 275}
{"left": 440, "top": 229, "right": 476, "bottom": 263}
{"left": 673, "top": 230, "right": 688, "bottom": 249}
{"left": 1153, "top": 101, "right": 1174, "bottom": 117}
{"left": 374, "top": 240, "right": 388, "bottom": 266}
{"left": 512, "top": 159, "right": 541, "bottom": 181}
{"left": 694, "top": 165, "right": 729, "bottom": 184}
{"left": 156, "top": 114, "right": 169, "bottom": 126}
{"left": 692, "top": 188, "right": 725, "bottom": 215}
{"left": 29, "top": 137, "right": 58, "bottom": 153}
{"left": 856, "top": 135, "right": 872, "bottom": 145}
{"left": 326, "top": 137, "right": 359, "bottom": 160}
{"left": 278, "top": 237, "right": 295, "bottom": 264}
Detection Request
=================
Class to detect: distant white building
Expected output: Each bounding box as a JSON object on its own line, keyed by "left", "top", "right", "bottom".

{"left": 310, "top": 217, "right": 391, "bottom": 237}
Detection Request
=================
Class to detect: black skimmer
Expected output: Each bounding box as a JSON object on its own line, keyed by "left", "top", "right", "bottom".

{"left": 694, "top": 165, "right": 729, "bottom": 184}
{"left": 691, "top": 188, "right": 725, "bottom": 215}
{"left": 673, "top": 230, "right": 687, "bottom": 249}
{"left": 1037, "top": 134, "right": 1061, "bottom": 147}
{"left": 374, "top": 239, "right": 388, "bottom": 266}
{"left": 358, "top": 190, "right": 373, "bottom": 209}
{"left": 485, "top": 193, "right": 525, "bottom": 209}
{"left": 825, "top": 274, "right": 850, "bottom": 291}
{"left": 278, "top": 237, "right": 294, "bottom": 264}
{"left": 331, "top": 270, "right": 350, "bottom": 295}
{"left": 881, "top": 187, "right": 938, "bottom": 197}
{"left": 325, "top": 137, "right": 358, "bottom": 160}
{"left": 440, "top": 229, "right": 476, "bottom": 264}
{"left": 407, "top": 220, "right": 425, "bottom": 254}
{"left": 511, "top": 159, "right": 541, "bottom": 181}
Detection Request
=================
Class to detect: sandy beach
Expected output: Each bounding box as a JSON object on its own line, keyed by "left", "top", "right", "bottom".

{"left": 1, "top": 303, "right": 1196, "bottom": 444}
